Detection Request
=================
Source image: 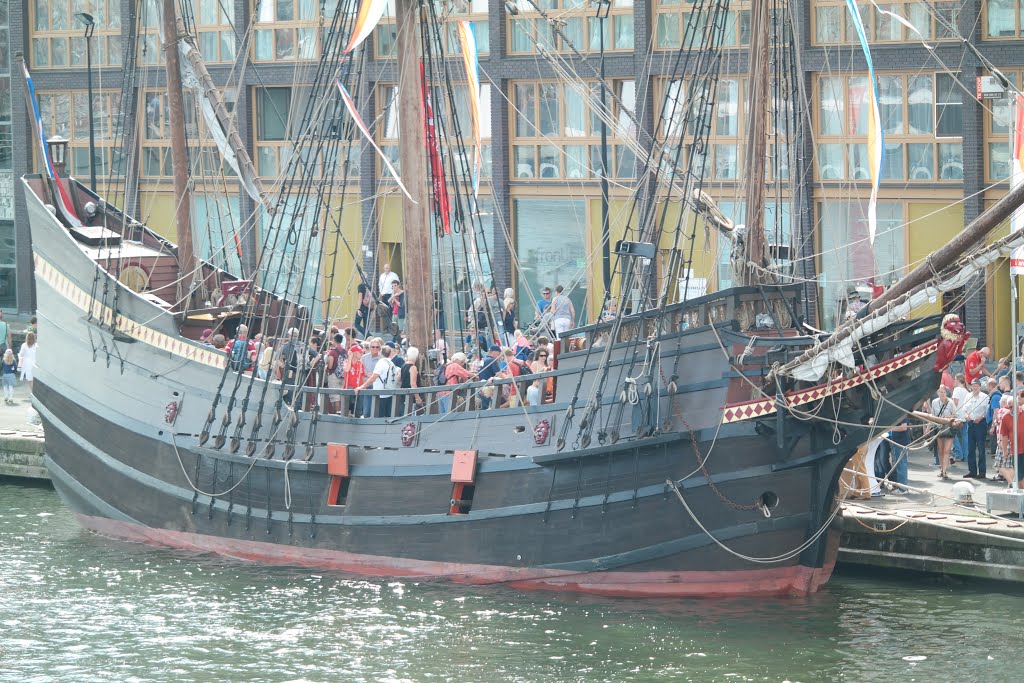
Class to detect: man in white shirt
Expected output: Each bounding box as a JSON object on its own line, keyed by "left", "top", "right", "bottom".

{"left": 960, "top": 378, "right": 991, "bottom": 479}
{"left": 355, "top": 343, "right": 396, "bottom": 417}
{"left": 378, "top": 263, "right": 400, "bottom": 303}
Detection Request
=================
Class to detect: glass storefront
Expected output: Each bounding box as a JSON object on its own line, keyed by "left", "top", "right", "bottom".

{"left": 0, "top": 0, "right": 15, "bottom": 309}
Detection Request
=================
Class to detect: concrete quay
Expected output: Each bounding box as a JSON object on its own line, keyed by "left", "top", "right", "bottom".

{"left": 839, "top": 445, "right": 1024, "bottom": 583}
{"left": 0, "top": 383, "right": 46, "bottom": 481}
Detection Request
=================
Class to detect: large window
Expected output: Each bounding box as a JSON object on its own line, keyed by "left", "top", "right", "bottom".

{"left": 254, "top": 86, "right": 360, "bottom": 181}
{"left": 815, "top": 73, "right": 963, "bottom": 182}
{"left": 37, "top": 90, "right": 125, "bottom": 179}
{"left": 251, "top": 0, "right": 352, "bottom": 62}
{"left": 985, "top": 0, "right": 1024, "bottom": 38}
{"left": 655, "top": 0, "right": 749, "bottom": 50}
{"left": 508, "top": 0, "right": 633, "bottom": 55}
{"left": 818, "top": 200, "right": 904, "bottom": 329}
{"left": 515, "top": 199, "right": 588, "bottom": 325}
{"left": 811, "top": 0, "right": 960, "bottom": 44}
{"left": 31, "top": 0, "right": 121, "bottom": 67}
{"left": 376, "top": 0, "right": 490, "bottom": 58}
{"left": 511, "top": 79, "right": 636, "bottom": 180}
{"left": 986, "top": 71, "right": 1024, "bottom": 182}
{"left": 140, "top": 0, "right": 236, "bottom": 64}
{"left": 378, "top": 82, "right": 491, "bottom": 182}
{"left": 656, "top": 78, "right": 789, "bottom": 183}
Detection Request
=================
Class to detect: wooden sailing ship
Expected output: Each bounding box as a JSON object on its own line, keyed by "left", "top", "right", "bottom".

{"left": 19, "top": 0, "right": 1024, "bottom": 597}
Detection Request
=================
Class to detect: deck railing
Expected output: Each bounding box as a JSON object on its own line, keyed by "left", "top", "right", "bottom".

{"left": 254, "top": 367, "right": 567, "bottom": 420}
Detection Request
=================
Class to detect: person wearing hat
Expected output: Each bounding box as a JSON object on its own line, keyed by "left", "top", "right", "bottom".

{"left": 199, "top": 328, "right": 214, "bottom": 345}
{"left": 961, "top": 377, "right": 991, "bottom": 479}
{"left": 342, "top": 344, "right": 367, "bottom": 416}
{"left": 477, "top": 344, "right": 503, "bottom": 409}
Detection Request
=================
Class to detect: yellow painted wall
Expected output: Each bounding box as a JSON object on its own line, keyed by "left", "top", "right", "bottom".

{"left": 137, "top": 190, "right": 178, "bottom": 242}
{"left": 321, "top": 198, "right": 363, "bottom": 324}
{"left": 587, "top": 198, "right": 637, "bottom": 320}
{"left": 906, "top": 201, "right": 963, "bottom": 320}
{"left": 378, "top": 196, "right": 404, "bottom": 244}
{"left": 985, "top": 212, "right": 1022, "bottom": 359}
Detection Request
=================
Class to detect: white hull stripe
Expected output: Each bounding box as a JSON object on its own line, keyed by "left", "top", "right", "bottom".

{"left": 34, "top": 255, "right": 226, "bottom": 369}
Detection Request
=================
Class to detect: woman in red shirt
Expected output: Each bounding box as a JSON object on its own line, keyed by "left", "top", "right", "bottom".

{"left": 343, "top": 345, "right": 367, "bottom": 416}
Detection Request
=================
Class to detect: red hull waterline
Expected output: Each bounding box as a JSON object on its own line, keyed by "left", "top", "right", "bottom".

{"left": 77, "top": 514, "right": 839, "bottom": 598}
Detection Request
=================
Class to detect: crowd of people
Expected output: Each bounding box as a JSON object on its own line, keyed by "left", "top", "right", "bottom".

{"left": 193, "top": 272, "right": 580, "bottom": 418}
{"left": 871, "top": 345, "right": 1024, "bottom": 495}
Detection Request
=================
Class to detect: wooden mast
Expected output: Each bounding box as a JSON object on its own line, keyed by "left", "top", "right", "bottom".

{"left": 162, "top": 0, "right": 196, "bottom": 306}
{"left": 393, "top": 0, "right": 434, "bottom": 350}
{"left": 736, "top": 0, "right": 772, "bottom": 286}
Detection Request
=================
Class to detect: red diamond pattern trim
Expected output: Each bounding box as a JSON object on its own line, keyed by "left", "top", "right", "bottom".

{"left": 722, "top": 339, "right": 939, "bottom": 424}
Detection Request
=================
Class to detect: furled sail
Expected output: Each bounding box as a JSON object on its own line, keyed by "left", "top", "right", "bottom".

{"left": 781, "top": 227, "right": 1024, "bottom": 381}
{"left": 178, "top": 40, "right": 264, "bottom": 206}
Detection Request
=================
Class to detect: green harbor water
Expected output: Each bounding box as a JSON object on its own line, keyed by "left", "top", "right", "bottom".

{"left": 3, "top": 480, "right": 1024, "bottom": 683}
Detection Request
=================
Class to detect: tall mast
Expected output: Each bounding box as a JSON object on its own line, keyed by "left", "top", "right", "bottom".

{"left": 162, "top": 0, "right": 196, "bottom": 304}
{"left": 394, "top": 0, "right": 433, "bottom": 350}
{"left": 737, "top": 0, "right": 771, "bottom": 286}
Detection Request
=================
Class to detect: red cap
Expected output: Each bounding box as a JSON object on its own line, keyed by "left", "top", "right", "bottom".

{"left": 349, "top": 345, "right": 363, "bottom": 353}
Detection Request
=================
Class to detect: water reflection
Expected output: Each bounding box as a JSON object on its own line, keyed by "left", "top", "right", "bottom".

{"left": 2, "top": 481, "right": 1021, "bottom": 682}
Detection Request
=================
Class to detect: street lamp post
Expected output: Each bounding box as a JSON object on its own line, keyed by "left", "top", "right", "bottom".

{"left": 595, "top": 0, "right": 611, "bottom": 306}
{"left": 75, "top": 12, "right": 96, "bottom": 192}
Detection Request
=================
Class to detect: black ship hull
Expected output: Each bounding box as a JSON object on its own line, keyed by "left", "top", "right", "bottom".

{"left": 26, "top": 176, "right": 941, "bottom": 597}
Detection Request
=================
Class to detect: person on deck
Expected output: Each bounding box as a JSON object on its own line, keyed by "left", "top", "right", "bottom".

{"left": 550, "top": 285, "right": 575, "bottom": 337}
{"left": 359, "top": 338, "right": 383, "bottom": 418}
{"left": 355, "top": 344, "right": 397, "bottom": 418}
{"left": 379, "top": 263, "right": 400, "bottom": 298}
{"left": 226, "top": 324, "right": 256, "bottom": 373}
{"left": 324, "top": 333, "right": 347, "bottom": 415}
{"left": 355, "top": 283, "right": 374, "bottom": 338}
{"left": 477, "top": 345, "right": 503, "bottom": 410}
{"left": 342, "top": 345, "right": 367, "bottom": 416}
{"left": 398, "top": 347, "right": 424, "bottom": 416}
{"left": 439, "top": 352, "right": 473, "bottom": 414}
{"left": 390, "top": 280, "right": 406, "bottom": 344}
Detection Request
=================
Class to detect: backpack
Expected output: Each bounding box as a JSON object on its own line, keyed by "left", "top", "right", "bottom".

{"left": 380, "top": 360, "right": 398, "bottom": 391}
{"left": 433, "top": 361, "right": 448, "bottom": 387}
{"left": 229, "top": 339, "right": 251, "bottom": 371}
{"left": 330, "top": 349, "right": 345, "bottom": 379}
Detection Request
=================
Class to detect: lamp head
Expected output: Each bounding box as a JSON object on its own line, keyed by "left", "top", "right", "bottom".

{"left": 75, "top": 12, "right": 95, "bottom": 27}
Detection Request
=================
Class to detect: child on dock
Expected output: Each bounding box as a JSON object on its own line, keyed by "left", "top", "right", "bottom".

{"left": 1, "top": 348, "right": 17, "bottom": 404}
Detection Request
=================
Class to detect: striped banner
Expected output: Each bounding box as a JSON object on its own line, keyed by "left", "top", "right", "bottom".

{"left": 1011, "top": 95, "right": 1024, "bottom": 275}
{"left": 456, "top": 20, "right": 482, "bottom": 198}
{"left": 846, "top": 0, "right": 884, "bottom": 245}
{"left": 21, "top": 59, "right": 82, "bottom": 227}
{"left": 344, "top": 0, "right": 390, "bottom": 55}
{"left": 335, "top": 79, "right": 414, "bottom": 202}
